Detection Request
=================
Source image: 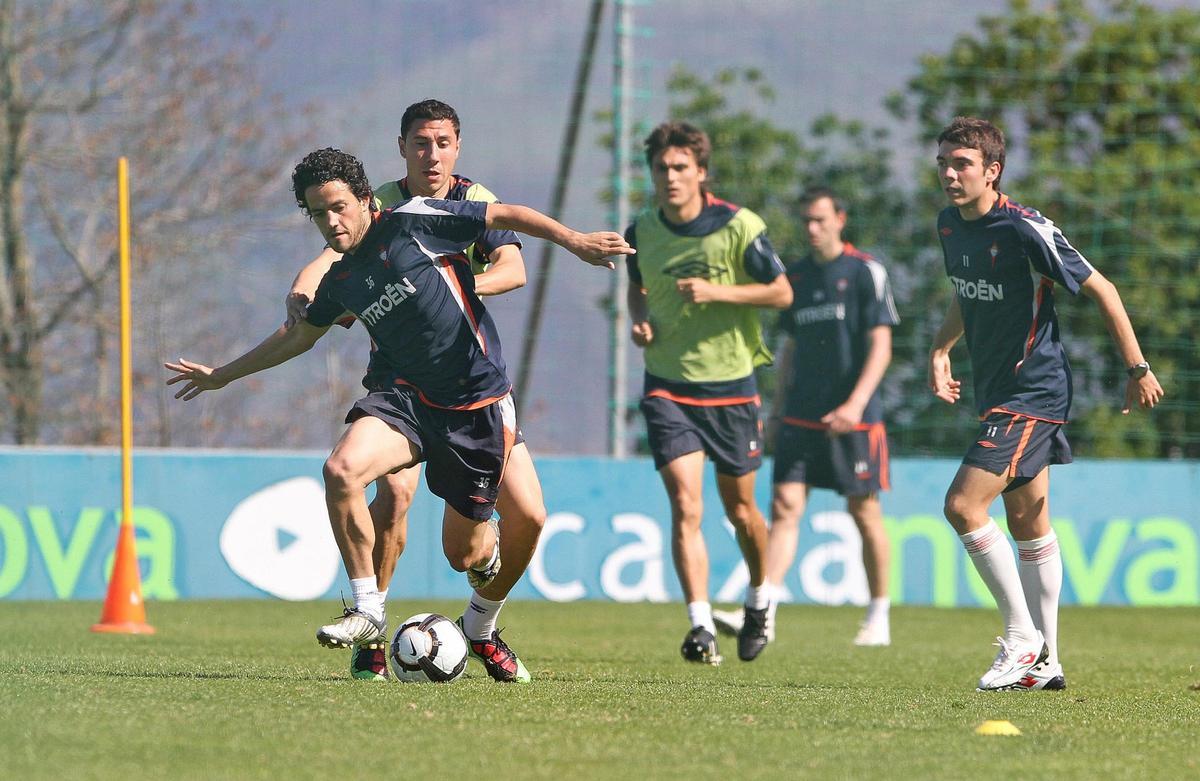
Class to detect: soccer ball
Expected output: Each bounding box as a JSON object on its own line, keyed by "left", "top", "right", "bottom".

{"left": 388, "top": 613, "right": 469, "bottom": 683}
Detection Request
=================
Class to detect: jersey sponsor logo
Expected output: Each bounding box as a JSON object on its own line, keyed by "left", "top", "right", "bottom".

{"left": 940, "top": 226, "right": 953, "bottom": 236}
{"left": 951, "top": 275, "right": 1005, "bottom": 301}
{"left": 792, "top": 302, "right": 846, "bottom": 326}
{"left": 359, "top": 277, "right": 418, "bottom": 326}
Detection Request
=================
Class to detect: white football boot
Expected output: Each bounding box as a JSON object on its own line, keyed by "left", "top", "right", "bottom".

{"left": 316, "top": 607, "right": 386, "bottom": 650}
{"left": 712, "top": 607, "right": 776, "bottom": 643}
{"left": 976, "top": 632, "right": 1048, "bottom": 691}
{"left": 853, "top": 621, "right": 890, "bottom": 647}
{"left": 1008, "top": 659, "right": 1067, "bottom": 691}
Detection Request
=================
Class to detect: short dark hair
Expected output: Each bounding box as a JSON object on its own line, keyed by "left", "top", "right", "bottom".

{"left": 644, "top": 121, "right": 711, "bottom": 169}
{"left": 401, "top": 99, "right": 461, "bottom": 139}
{"left": 937, "top": 116, "right": 1006, "bottom": 187}
{"left": 799, "top": 186, "right": 847, "bottom": 214}
{"left": 291, "top": 147, "right": 373, "bottom": 212}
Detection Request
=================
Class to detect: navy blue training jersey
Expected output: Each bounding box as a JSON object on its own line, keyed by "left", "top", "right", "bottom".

{"left": 305, "top": 198, "right": 510, "bottom": 409}
{"left": 778, "top": 243, "right": 899, "bottom": 422}
{"left": 937, "top": 195, "right": 1094, "bottom": 422}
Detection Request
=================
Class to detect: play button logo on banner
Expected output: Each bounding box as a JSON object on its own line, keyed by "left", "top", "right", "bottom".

{"left": 219, "top": 477, "right": 340, "bottom": 600}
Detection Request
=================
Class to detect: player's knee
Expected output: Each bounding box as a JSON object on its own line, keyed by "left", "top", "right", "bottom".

{"left": 323, "top": 455, "right": 365, "bottom": 494}
{"left": 725, "top": 501, "right": 758, "bottom": 530}
{"left": 670, "top": 494, "right": 703, "bottom": 527}
{"left": 943, "top": 492, "right": 973, "bottom": 527}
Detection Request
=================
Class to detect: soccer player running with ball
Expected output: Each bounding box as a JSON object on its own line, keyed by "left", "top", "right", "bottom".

{"left": 166, "top": 148, "right": 632, "bottom": 680}
{"left": 713, "top": 187, "right": 899, "bottom": 647}
{"left": 929, "top": 117, "right": 1163, "bottom": 691}
{"left": 285, "top": 100, "right": 544, "bottom": 683}
{"left": 626, "top": 121, "right": 792, "bottom": 665}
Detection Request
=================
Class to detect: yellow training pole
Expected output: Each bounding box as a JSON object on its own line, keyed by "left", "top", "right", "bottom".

{"left": 92, "top": 157, "right": 153, "bottom": 633}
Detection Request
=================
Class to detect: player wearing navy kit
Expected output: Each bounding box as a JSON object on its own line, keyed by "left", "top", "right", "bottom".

{"left": 713, "top": 188, "right": 898, "bottom": 648}
{"left": 166, "top": 148, "right": 632, "bottom": 678}
{"left": 285, "top": 101, "right": 545, "bottom": 683}
{"left": 626, "top": 121, "right": 792, "bottom": 665}
{"left": 928, "top": 117, "right": 1163, "bottom": 691}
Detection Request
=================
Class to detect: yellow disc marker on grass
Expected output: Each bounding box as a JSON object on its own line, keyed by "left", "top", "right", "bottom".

{"left": 975, "top": 720, "right": 1022, "bottom": 736}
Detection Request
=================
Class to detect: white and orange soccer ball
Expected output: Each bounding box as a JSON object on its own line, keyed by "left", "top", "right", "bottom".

{"left": 388, "top": 613, "right": 469, "bottom": 683}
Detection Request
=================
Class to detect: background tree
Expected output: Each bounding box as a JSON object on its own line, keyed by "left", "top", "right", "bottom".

{"left": 0, "top": 0, "right": 309, "bottom": 445}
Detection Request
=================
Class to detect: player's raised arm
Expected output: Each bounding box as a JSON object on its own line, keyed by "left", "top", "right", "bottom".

{"left": 928, "top": 297, "right": 964, "bottom": 404}
{"left": 1079, "top": 270, "right": 1164, "bottom": 413}
{"left": 165, "top": 320, "right": 329, "bottom": 401}
{"left": 285, "top": 246, "right": 344, "bottom": 328}
{"left": 484, "top": 203, "right": 634, "bottom": 269}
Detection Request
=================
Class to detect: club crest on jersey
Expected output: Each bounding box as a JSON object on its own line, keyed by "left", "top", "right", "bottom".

{"left": 836, "top": 278, "right": 848, "bottom": 292}
{"left": 989, "top": 242, "right": 1000, "bottom": 269}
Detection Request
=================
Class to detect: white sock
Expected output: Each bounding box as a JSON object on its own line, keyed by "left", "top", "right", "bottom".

{"left": 766, "top": 582, "right": 786, "bottom": 622}
{"left": 687, "top": 601, "right": 715, "bottom": 634}
{"left": 350, "top": 576, "right": 384, "bottom": 622}
{"left": 865, "top": 596, "right": 890, "bottom": 627}
{"left": 462, "top": 593, "right": 505, "bottom": 640}
{"left": 959, "top": 520, "right": 1037, "bottom": 645}
{"left": 745, "top": 585, "right": 771, "bottom": 611}
{"left": 1017, "top": 530, "right": 1062, "bottom": 665}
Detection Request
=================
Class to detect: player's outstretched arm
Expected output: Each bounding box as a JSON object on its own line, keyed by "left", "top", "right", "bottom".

{"left": 485, "top": 203, "right": 634, "bottom": 269}
{"left": 284, "top": 246, "right": 344, "bottom": 328}
{"left": 164, "top": 321, "right": 328, "bottom": 401}
{"left": 475, "top": 244, "right": 527, "bottom": 296}
{"left": 1080, "top": 271, "right": 1164, "bottom": 413}
{"left": 928, "top": 298, "right": 964, "bottom": 405}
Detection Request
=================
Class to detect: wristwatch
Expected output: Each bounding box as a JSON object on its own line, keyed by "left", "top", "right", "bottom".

{"left": 1127, "top": 362, "right": 1151, "bottom": 379}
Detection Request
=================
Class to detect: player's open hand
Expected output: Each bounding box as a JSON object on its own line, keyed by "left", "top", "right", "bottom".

{"left": 164, "top": 358, "right": 227, "bottom": 400}
{"left": 284, "top": 291, "right": 312, "bottom": 330}
{"left": 676, "top": 278, "right": 720, "bottom": 304}
{"left": 631, "top": 320, "right": 654, "bottom": 347}
{"left": 1123, "top": 370, "right": 1163, "bottom": 414}
{"left": 928, "top": 350, "right": 961, "bottom": 404}
{"left": 566, "top": 231, "right": 634, "bottom": 269}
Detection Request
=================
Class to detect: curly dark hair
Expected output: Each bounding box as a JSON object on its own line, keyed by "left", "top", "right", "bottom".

{"left": 291, "top": 147, "right": 373, "bottom": 212}
{"left": 400, "top": 99, "right": 461, "bottom": 139}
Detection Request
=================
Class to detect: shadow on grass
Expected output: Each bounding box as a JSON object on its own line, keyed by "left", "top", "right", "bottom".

{"left": 3, "top": 663, "right": 337, "bottom": 683}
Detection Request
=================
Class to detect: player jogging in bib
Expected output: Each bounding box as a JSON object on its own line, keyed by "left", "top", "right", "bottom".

{"left": 929, "top": 117, "right": 1163, "bottom": 691}
{"left": 626, "top": 121, "right": 792, "bottom": 665}
{"left": 285, "top": 100, "right": 543, "bottom": 683}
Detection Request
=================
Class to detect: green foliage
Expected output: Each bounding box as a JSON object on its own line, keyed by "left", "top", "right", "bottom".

{"left": 893, "top": 0, "right": 1200, "bottom": 457}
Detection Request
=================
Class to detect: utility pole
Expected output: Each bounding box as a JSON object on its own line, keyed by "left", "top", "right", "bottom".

{"left": 608, "top": 0, "right": 633, "bottom": 458}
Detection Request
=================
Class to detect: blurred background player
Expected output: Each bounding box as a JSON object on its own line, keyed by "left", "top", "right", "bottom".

{"left": 714, "top": 187, "right": 898, "bottom": 647}
{"left": 928, "top": 117, "right": 1163, "bottom": 691}
{"left": 285, "top": 100, "right": 545, "bottom": 683}
{"left": 167, "top": 148, "right": 631, "bottom": 682}
{"left": 626, "top": 121, "right": 792, "bottom": 665}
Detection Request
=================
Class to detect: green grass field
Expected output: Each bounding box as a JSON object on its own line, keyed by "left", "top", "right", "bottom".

{"left": 2, "top": 601, "right": 1197, "bottom": 780}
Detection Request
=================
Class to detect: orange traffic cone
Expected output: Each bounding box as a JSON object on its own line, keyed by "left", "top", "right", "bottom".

{"left": 91, "top": 519, "right": 155, "bottom": 634}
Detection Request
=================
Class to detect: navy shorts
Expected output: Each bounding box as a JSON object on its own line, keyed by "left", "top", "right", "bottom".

{"left": 772, "top": 421, "right": 890, "bottom": 496}
{"left": 962, "top": 411, "right": 1072, "bottom": 491}
{"left": 640, "top": 395, "right": 762, "bottom": 476}
{"left": 346, "top": 387, "right": 515, "bottom": 521}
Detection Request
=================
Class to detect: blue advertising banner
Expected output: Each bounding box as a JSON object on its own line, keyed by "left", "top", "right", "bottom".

{"left": 1, "top": 447, "right": 1196, "bottom": 606}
